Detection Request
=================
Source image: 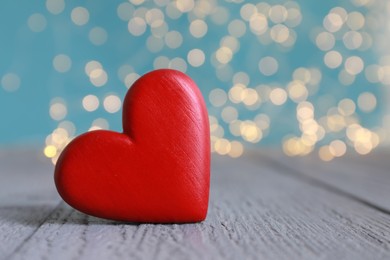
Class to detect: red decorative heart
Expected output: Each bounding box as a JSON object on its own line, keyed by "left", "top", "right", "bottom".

{"left": 54, "top": 69, "right": 210, "bottom": 223}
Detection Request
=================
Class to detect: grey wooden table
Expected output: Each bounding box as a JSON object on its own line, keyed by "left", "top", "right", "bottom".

{"left": 1, "top": 149, "right": 390, "bottom": 260}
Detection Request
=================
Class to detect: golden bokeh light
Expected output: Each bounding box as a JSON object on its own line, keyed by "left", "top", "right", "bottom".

{"left": 117, "top": 3, "right": 134, "bottom": 21}
{"left": 128, "top": 17, "right": 147, "bottom": 36}
{"left": 216, "top": 47, "right": 233, "bottom": 64}
{"left": 221, "top": 106, "right": 238, "bottom": 123}
{"left": 316, "top": 31, "right": 335, "bottom": 51}
{"left": 82, "top": 95, "right": 99, "bottom": 112}
{"left": 345, "top": 56, "right": 364, "bottom": 75}
{"left": 287, "top": 81, "right": 308, "bottom": 103}
{"left": 270, "top": 24, "right": 289, "bottom": 43}
{"left": 338, "top": 99, "right": 356, "bottom": 116}
{"left": 228, "top": 141, "right": 244, "bottom": 158}
{"left": 318, "top": 146, "right": 334, "bottom": 161}
{"left": 103, "top": 95, "right": 121, "bottom": 113}
{"left": 44, "top": 145, "right": 57, "bottom": 158}
{"left": 338, "top": 69, "right": 355, "bottom": 86}
{"left": 89, "top": 27, "right": 108, "bottom": 46}
{"left": 50, "top": 99, "right": 67, "bottom": 121}
{"left": 214, "top": 138, "right": 231, "bottom": 155}
{"left": 249, "top": 13, "right": 268, "bottom": 35}
{"left": 240, "top": 121, "right": 262, "bottom": 143}
{"left": 240, "top": 3, "right": 257, "bottom": 21}
{"left": 124, "top": 73, "right": 140, "bottom": 88}
{"left": 175, "top": 0, "right": 195, "bottom": 13}
{"left": 37, "top": 1, "right": 387, "bottom": 162}
{"left": 209, "top": 88, "right": 227, "bottom": 107}
{"left": 168, "top": 57, "right": 187, "bottom": 72}
{"left": 53, "top": 54, "right": 72, "bottom": 73}
{"left": 258, "top": 56, "right": 278, "bottom": 76}
{"left": 90, "top": 118, "right": 109, "bottom": 131}
{"left": 1, "top": 73, "right": 20, "bottom": 92}
{"left": 190, "top": 19, "right": 208, "bottom": 38}
{"left": 187, "top": 49, "right": 205, "bottom": 67}
{"left": 268, "top": 5, "right": 288, "bottom": 23}
{"left": 28, "top": 13, "right": 47, "bottom": 32}
{"left": 85, "top": 60, "right": 102, "bottom": 76}
{"left": 46, "top": 0, "right": 65, "bottom": 15}
{"left": 343, "top": 31, "right": 363, "bottom": 50}
{"left": 165, "top": 31, "right": 183, "bottom": 49}
{"left": 269, "top": 88, "right": 287, "bottom": 106}
{"left": 329, "top": 140, "right": 347, "bottom": 157}
{"left": 71, "top": 7, "right": 89, "bottom": 26}
{"left": 365, "top": 64, "right": 384, "bottom": 83}
{"left": 323, "top": 13, "right": 344, "bottom": 32}
{"left": 346, "top": 11, "right": 365, "bottom": 30}
{"left": 89, "top": 68, "right": 108, "bottom": 87}
{"left": 324, "top": 51, "right": 343, "bottom": 69}
{"left": 357, "top": 92, "right": 377, "bottom": 112}
{"left": 228, "top": 19, "right": 246, "bottom": 38}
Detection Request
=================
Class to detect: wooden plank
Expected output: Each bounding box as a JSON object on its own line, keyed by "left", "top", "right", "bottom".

{"left": 1, "top": 150, "right": 390, "bottom": 259}
{"left": 258, "top": 149, "right": 390, "bottom": 212}
{"left": 0, "top": 150, "right": 61, "bottom": 259}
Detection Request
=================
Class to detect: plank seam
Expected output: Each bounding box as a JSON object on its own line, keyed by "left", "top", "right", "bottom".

{"left": 248, "top": 152, "right": 390, "bottom": 216}
{"left": 5, "top": 201, "right": 64, "bottom": 259}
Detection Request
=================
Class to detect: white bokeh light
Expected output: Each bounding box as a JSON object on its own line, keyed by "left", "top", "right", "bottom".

{"left": 89, "top": 27, "right": 108, "bottom": 46}
{"left": 71, "top": 7, "right": 90, "bottom": 26}
{"left": 187, "top": 49, "right": 205, "bottom": 67}
{"left": 46, "top": 0, "right": 65, "bottom": 15}
{"left": 53, "top": 54, "right": 72, "bottom": 73}
{"left": 258, "top": 57, "right": 279, "bottom": 76}
{"left": 28, "top": 13, "right": 47, "bottom": 32}
{"left": 82, "top": 95, "right": 100, "bottom": 112}
{"left": 1, "top": 73, "right": 21, "bottom": 92}
{"left": 103, "top": 95, "right": 122, "bottom": 113}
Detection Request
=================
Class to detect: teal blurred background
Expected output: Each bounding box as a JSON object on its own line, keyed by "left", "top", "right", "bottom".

{"left": 0, "top": 0, "right": 389, "bottom": 162}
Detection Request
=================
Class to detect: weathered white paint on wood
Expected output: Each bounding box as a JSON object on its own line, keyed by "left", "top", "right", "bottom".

{"left": 0, "top": 150, "right": 60, "bottom": 259}
{"left": 257, "top": 149, "right": 390, "bottom": 212}
{"left": 1, "top": 150, "right": 390, "bottom": 260}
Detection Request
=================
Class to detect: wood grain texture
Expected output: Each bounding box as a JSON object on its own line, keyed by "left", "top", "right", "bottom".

{"left": 0, "top": 150, "right": 60, "bottom": 259}
{"left": 257, "top": 149, "right": 390, "bottom": 213}
{"left": 1, "top": 149, "right": 390, "bottom": 260}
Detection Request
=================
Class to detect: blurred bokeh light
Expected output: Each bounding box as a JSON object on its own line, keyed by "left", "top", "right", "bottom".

{"left": 0, "top": 0, "right": 389, "bottom": 163}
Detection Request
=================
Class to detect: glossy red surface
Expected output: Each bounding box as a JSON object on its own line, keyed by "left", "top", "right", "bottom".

{"left": 54, "top": 69, "right": 210, "bottom": 223}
